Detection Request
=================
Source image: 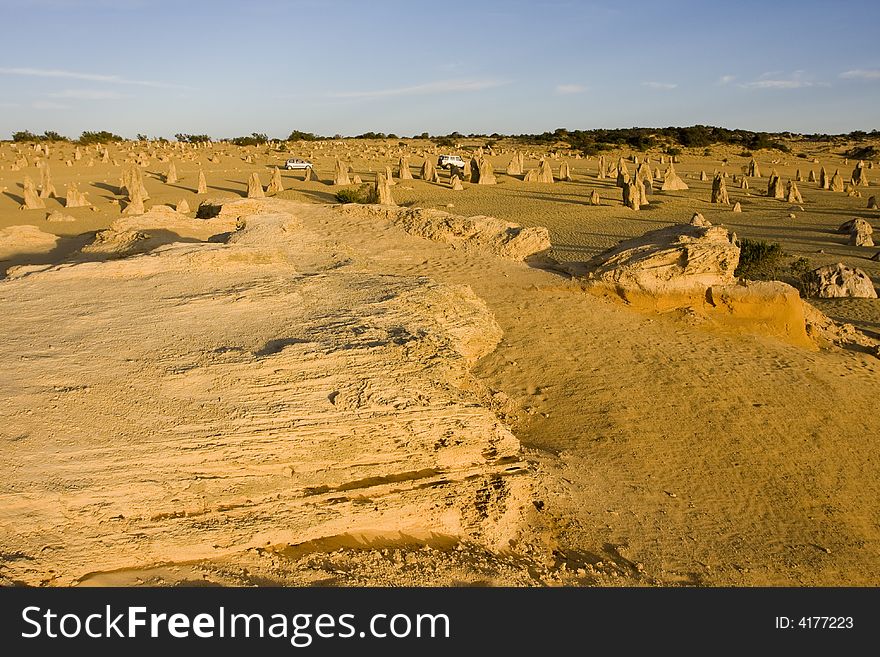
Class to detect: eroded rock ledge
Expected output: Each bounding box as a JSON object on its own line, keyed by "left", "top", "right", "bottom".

{"left": 568, "top": 215, "right": 876, "bottom": 350}
{"left": 337, "top": 203, "right": 552, "bottom": 261}
{"left": 0, "top": 200, "right": 532, "bottom": 585}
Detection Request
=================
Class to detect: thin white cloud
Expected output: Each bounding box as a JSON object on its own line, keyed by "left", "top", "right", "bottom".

{"left": 436, "top": 61, "right": 465, "bottom": 73}
{"left": 642, "top": 81, "right": 677, "bottom": 90}
{"left": 556, "top": 83, "right": 587, "bottom": 94}
{"left": 716, "top": 75, "right": 736, "bottom": 86}
{"left": 47, "top": 89, "right": 129, "bottom": 100}
{"left": 31, "top": 100, "right": 70, "bottom": 110}
{"left": 327, "top": 79, "right": 509, "bottom": 99}
{"left": 744, "top": 79, "right": 813, "bottom": 89}
{"left": 0, "top": 67, "right": 184, "bottom": 89}
{"left": 840, "top": 69, "right": 880, "bottom": 80}
{"left": 740, "top": 71, "right": 818, "bottom": 90}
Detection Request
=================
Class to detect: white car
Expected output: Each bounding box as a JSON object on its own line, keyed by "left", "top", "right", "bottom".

{"left": 437, "top": 155, "right": 467, "bottom": 170}
{"left": 284, "top": 158, "right": 313, "bottom": 170}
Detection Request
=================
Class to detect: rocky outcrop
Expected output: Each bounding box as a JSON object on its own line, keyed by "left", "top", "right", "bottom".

{"left": 340, "top": 205, "right": 550, "bottom": 261}
{"left": 398, "top": 156, "right": 413, "bottom": 180}
{"left": 838, "top": 218, "right": 875, "bottom": 246}
{"left": 266, "top": 167, "right": 284, "bottom": 194}
{"left": 472, "top": 157, "right": 497, "bottom": 185}
{"left": 711, "top": 173, "right": 729, "bottom": 204}
{"left": 83, "top": 204, "right": 239, "bottom": 257}
{"left": 506, "top": 152, "right": 524, "bottom": 176}
{"left": 558, "top": 161, "right": 572, "bottom": 182}
{"left": 420, "top": 158, "right": 438, "bottom": 183}
{"left": 21, "top": 176, "right": 45, "bottom": 210}
{"left": 333, "top": 159, "right": 351, "bottom": 186}
{"left": 581, "top": 219, "right": 739, "bottom": 308}
{"left": 246, "top": 172, "right": 265, "bottom": 198}
{"left": 536, "top": 159, "right": 554, "bottom": 183}
{"left": 706, "top": 280, "right": 812, "bottom": 347}
{"left": 0, "top": 202, "right": 533, "bottom": 584}
{"left": 65, "top": 182, "right": 91, "bottom": 208}
{"left": 575, "top": 219, "right": 830, "bottom": 346}
{"left": 661, "top": 164, "right": 688, "bottom": 191}
{"left": 0, "top": 224, "right": 60, "bottom": 263}
{"left": 372, "top": 171, "right": 395, "bottom": 205}
{"left": 803, "top": 263, "right": 877, "bottom": 298}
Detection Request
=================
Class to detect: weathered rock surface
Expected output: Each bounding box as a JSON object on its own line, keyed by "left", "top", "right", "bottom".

{"left": 582, "top": 220, "right": 740, "bottom": 307}
{"left": 83, "top": 205, "right": 239, "bottom": 257}
{"left": 706, "top": 280, "right": 811, "bottom": 347}
{"left": 0, "top": 201, "right": 531, "bottom": 585}
{"left": 803, "top": 263, "right": 877, "bottom": 299}
{"left": 341, "top": 205, "right": 551, "bottom": 261}
{"left": 838, "top": 218, "right": 874, "bottom": 246}
{"left": 661, "top": 165, "right": 688, "bottom": 191}
{"left": 0, "top": 225, "right": 60, "bottom": 263}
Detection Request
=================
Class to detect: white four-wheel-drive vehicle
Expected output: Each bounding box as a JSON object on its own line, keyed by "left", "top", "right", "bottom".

{"left": 437, "top": 154, "right": 467, "bottom": 170}
{"left": 284, "top": 158, "right": 313, "bottom": 170}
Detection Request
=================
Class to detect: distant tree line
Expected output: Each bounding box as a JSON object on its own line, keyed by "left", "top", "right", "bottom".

{"left": 287, "top": 130, "right": 321, "bottom": 141}
{"left": 12, "top": 130, "right": 68, "bottom": 142}
{"left": 174, "top": 133, "right": 212, "bottom": 143}
{"left": 78, "top": 131, "right": 125, "bottom": 145}
{"left": 508, "top": 126, "right": 796, "bottom": 155}
{"left": 12, "top": 130, "right": 124, "bottom": 144}
{"left": 6, "top": 126, "right": 878, "bottom": 152}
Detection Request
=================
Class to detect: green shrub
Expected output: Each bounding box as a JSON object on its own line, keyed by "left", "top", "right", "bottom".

{"left": 736, "top": 239, "right": 782, "bottom": 277}
{"left": 175, "top": 133, "right": 212, "bottom": 143}
{"left": 12, "top": 130, "right": 68, "bottom": 142}
{"left": 334, "top": 184, "right": 373, "bottom": 204}
{"left": 735, "top": 239, "right": 812, "bottom": 292}
{"left": 845, "top": 145, "right": 878, "bottom": 160}
{"left": 12, "top": 130, "right": 37, "bottom": 142}
{"left": 286, "top": 130, "right": 320, "bottom": 141}
{"left": 231, "top": 133, "right": 268, "bottom": 146}
{"left": 79, "top": 130, "right": 124, "bottom": 144}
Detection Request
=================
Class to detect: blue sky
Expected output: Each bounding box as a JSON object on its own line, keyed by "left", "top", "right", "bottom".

{"left": 1, "top": 0, "right": 878, "bottom": 139}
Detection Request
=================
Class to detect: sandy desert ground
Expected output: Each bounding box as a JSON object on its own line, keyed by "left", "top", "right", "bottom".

{"left": 1, "top": 137, "right": 878, "bottom": 586}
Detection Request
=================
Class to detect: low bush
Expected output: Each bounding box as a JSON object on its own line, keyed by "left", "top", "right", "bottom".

{"left": 286, "top": 130, "right": 320, "bottom": 142}
{"left": 12, "top": 130, "right": 69, "bottom": 142}
{"left": 231, "top": 133, "right": 268, "bottom": 146}
{"left": 175, "top": 133, "right": 212, "bottom": 143}
{"left": 78, "top": 130, "right": 124, "bottom": 144}
{"left": 845, "top": 145, "right": 878, "bottom": 160}
{"left": 334, "top": 184, "right": 373, "bottom": 204}
{"left": 735, "top": 238, "right": 811, "bottom": 292}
